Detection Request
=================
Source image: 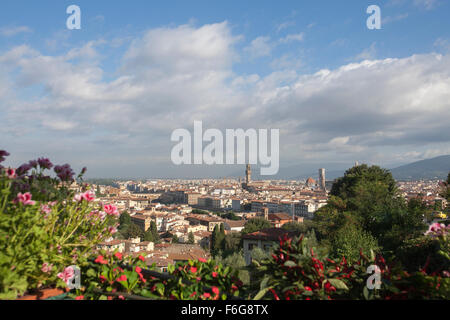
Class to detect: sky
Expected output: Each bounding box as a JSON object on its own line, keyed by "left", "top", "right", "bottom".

{"left": 1, "top": 0, "right": 450, "bottom": 178}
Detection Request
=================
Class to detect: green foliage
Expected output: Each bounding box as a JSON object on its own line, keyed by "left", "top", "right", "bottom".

{"left": 172, "top": 234, "right": 179, "bottom": 244}
{"left": 144, "top": 221, "right": 160, "bottom": 243}
{"left": 211, "top": 225, "right": 225, "bottom": 257}
{"left": 331, "top": 224, "right": 379, "bottom": 264}
{"left": 252, "top": 234, "right": 449, "bottom": 300}
{"left": 187, "top": 232, "right": 195, "bottom": 244}
{"left": 71, "top": 252, "right": 244, "bottom": 300}
{"left": 241, "top": 218, "right": 271, "bottom": 235}
{"left": 215, "top": 251, "right": 249, "bottom": 286}
{"left": 0, "top": 163, "right": 119, "bottom": 299}
{"left": 123, "top": 223, "right": 144, "bottom": 240}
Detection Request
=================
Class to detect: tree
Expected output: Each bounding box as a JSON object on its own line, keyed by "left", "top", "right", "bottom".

{"left": 241, "top": 218, "right": 272, "bottom": 235}
{"left": 440, "top": 172, "right": 450, "bottom": 202}
{"left": 172, "top": 234, "right": 179, "bottom": 244}
{"left": 188, "top": 232, "right": 195, "bottom": 244}
{"left": 119, "top": 211, "right": 131, "bottom": 228}
{"left": 144, "top": 220, "right": 160, "bottom": 243}
{"left": 211, "top": 224, "right": 225, "bottom": 256}
{"left": 124, "top": 223, "right": 144, "bottom": 239}
{"left": 331, "top": 223, "right": 379, "bottom": 264}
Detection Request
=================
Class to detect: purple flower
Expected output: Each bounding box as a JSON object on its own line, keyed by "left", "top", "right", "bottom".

{"left": 28, "top": 160, "right": 38, "bottom": 168}
{"left": 16, "top": 163, "right": 32, "bottom": 176}
{"left": 0, "top": 150, "right": 9, "bottom": 163}
{"left": 54, "top": 164, "right": 75, "bottom": 182}
{"left": 37, "top": 157, "right": 53, "bottom": 170}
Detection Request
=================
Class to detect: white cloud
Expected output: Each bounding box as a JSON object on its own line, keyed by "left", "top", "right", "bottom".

{"left": 353, "top": 42, "right": 377, "bottom": 61}
{"left": 279, "top": 33, "right": 304, "bottom": 44}
{"left": 0, "top": 26, "right": 32, "bottom": 37}
{"left": 244, "top": 36, "right": 272, "bottom": 58}
{"left": 1, "top": 22, "right": 450, "bottom": 175}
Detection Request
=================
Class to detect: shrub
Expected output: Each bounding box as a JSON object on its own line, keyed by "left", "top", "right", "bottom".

{"left": 0, "top": 152, "right": 120, "bottom": 299}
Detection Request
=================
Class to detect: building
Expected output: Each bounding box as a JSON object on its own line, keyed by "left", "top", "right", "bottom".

{"left": 268, "top": 212, "right": 293, "bottom": 228}
{"left": 319, "top": 168, "right": 326, "bottom": 191}
{"left": 223, "top": 219, "right": 247, "bottom": 232}
{"left": 242, "top": 228, "right": 297, "bottom": 265}
{"left": 246, "top": 164, "right": 251, "bottom": 184}
{"left": 131, "top": 214, "right": 152, "bottom": 232}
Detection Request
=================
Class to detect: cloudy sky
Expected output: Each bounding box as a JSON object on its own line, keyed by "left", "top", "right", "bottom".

{"left": 1, "top": 0, "right": 450, "bottom": 178}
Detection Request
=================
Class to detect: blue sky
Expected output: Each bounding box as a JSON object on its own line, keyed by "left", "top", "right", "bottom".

{"left": 1, "top": 0, "right": 450, "bottom": 178}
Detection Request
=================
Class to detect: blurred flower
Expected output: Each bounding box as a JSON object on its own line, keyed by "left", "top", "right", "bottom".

{"left": 54, "top": 164, "right": 75, "bottom": 182}
{"left": 6, "top": 168, "right": 16, "bottom": 179}
{"left": 104, "top": 204, "right": 119, "bottom": 217}
{"left": 108, "top": 226, "right": 118, "bottom": 234}
{"left": 37, "top": 158, "right": 53, "bottom": 170}
{"left": 116, "top": 275, "right": 127, "bottom": 282}
{"left": 74, "top": 190, "right": 95, "bottom": 202}
{"left": 57, "top": 266, "right": 75, "bottom": 285}
{"left": 14, "top": 192, "right": 36, "bottom": 206}
{"left": 28, "top": 160, "right": 38, "bottom": 168}
{"left": 0, "top": 150, "right": 9, "bottom": 163}
{"left": 425, "top": 223, "right": 449, "bottom": 237}
{"left": 41, "top": 263, "right": 53, "bottom": 273}
{"left": 16, "top": 163, "right": 32, "bottom": 176}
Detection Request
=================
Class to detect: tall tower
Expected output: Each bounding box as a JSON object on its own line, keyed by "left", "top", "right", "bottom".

{"left": 319, "top": 168, "right": 326, "bottom": 191}
{"left": 245, "top": 164, "right": 252, "bottom": 184}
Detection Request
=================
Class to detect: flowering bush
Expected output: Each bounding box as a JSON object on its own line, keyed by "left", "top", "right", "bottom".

{"left": 252, "top": 233, "right": 449, "bottom": 300}
{"left": 0, "top": 151, "right": 120, "bottom": 299}
{"left": 67, "top": 251, "right": 243, "bottom": 300}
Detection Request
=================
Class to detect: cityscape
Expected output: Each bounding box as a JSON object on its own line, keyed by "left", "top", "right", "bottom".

{"left": 0, "top": 0, "right": 449, "bottom": 306}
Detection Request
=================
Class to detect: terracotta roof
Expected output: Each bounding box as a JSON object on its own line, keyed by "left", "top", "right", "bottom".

{"left": 269, "top": 212, "right": 292, "bottom": 221}
{"left": 242, "top": 228, "right": 297, "bottom": 241}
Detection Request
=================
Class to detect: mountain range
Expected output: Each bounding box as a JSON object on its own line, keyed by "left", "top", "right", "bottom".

{"left": 230, "top": 155, "right": 450, "bottom": 181}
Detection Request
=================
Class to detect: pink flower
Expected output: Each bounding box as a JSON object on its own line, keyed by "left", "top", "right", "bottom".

{"left": 108, "top": 226, "right": 118, "bottom": 234}
{"left": 41, "top": 263, "right": 52, "bottom": 273}
{"left": 104, "top": 204, "right": 120, "bottom": 217}
{"left": 138, "top": 255, "right": 145, "bottom": 262}
{"left": 425, "top": 223, "right": 449, "bottom": 237}
{"left": 212, "top": 272, "right": 218, "bottom": 278}
{"left": 74, "top": 190, "right": 95, "bottom": 202}
{"left": 202, "top": 292, "right": 211, "bottom": 299}
{"left": 198, "top": 258, "right": 207, "bottom": 263}
{"left": 94, "top": 255, "right": 108, "bottom": 265}
{"left": 114, "top": 252, "right": 123, "bottom": 260}
{"left": 116, "top": 275, "right": 127, "bottom": 282}
{"left": 14, "top": 192, "right": 36, "bottom": 206}
{"left": 40, "top": 204, "right": 52, "bottom": 216}
{"left": 190, "top": 266, "right": 197, "bottom": 273}
{"left": 57, "top": 266, "right": 75, "bottom": 285}
{"left": 98, "top": 211, "right": 106, "bottom": 220}
{"left": 212, "top": 286, "right": 219, "bottom": 295}
{"left": 6, "top": 168, "right": 16, "bottom": 179}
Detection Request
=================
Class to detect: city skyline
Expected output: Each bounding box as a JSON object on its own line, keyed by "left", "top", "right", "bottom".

{"left": 1, "top": 1, "right": 450, "bottom": 178}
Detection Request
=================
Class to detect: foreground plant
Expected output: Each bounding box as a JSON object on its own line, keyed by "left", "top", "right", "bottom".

{"left": 67, "top": 251, "right": 243, "bottom": 300}
{"left": 0, "top": 151, "right": 120, "bottom": 299}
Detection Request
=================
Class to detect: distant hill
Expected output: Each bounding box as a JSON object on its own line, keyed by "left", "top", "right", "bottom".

{"left": 390, "top": 155, "right": 450, "bottom": 180}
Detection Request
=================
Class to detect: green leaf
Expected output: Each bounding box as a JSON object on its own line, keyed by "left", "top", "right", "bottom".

{"left": 253, "top": 287, "right": 270, "bottom": 300}
{"left": 260, "top": 276, "right": 269, "bottom": 290}
{"left": 284, "top": 260, "right": 296, "bottom": 267}
{"left": 327, "top": 279, "right": 349, "bottom": 290}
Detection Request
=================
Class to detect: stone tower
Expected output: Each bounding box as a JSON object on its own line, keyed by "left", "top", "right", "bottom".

{"left": 245, "top": 164, "right": 252, "bottom": 184}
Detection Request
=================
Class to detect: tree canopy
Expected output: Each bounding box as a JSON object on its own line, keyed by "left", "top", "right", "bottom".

{"left": 241, "top": 218, "right": 272, "bottom": 235}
